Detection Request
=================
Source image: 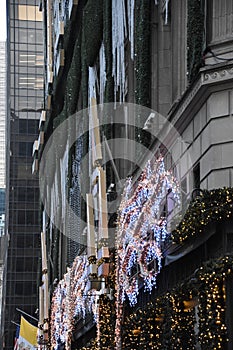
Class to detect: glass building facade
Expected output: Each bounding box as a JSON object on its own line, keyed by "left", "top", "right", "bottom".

{"left": 0, "top": 41, "right": 6, "bottom": 189}
{"left": 0, "top": 189, "right": 5, "bottom": 217}
{"left": 4, "top": 1, "right": 43, "bottom": 348}
{"left": 0, "top": 189, "right": 5, "bottom": 237}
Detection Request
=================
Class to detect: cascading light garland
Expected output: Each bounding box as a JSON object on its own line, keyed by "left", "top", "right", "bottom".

{"left": 115, "top": 156, "right": 180, "bottom": 349}
{"left": 78, "top": 256, "right": 231, "bottom": 349}
{"left": 50, "top": 278, "right": 69, "bottom": 348}
{"left": 116, "top": 156, "right": 180, "bottom": 304}
{"left": 50, "top": 255, "right": 98, "bottom": 349}
{"left": 121, "top": 255, "right": 232, "bottom": 350}
{"left": 71, "top": 256, "right": 98, "bottom": 321}
{"left": 172, "top": 187, "right": 233, "bottom": 244}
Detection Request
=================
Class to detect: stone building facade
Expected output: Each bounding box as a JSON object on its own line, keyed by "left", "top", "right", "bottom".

{"left": 35, "top": 1, "right": 233, "bottom": 349}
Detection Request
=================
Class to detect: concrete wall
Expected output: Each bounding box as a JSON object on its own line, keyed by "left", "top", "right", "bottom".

{"left": 174, "top": 89, "right": 233, "bottom": 191}
{"left": 151, "top": 0, "right": 187, "bottom": 117}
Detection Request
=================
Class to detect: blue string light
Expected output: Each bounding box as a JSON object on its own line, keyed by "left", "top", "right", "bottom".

{"left": 116, "top": 156, "right": 181, "bottom": 306}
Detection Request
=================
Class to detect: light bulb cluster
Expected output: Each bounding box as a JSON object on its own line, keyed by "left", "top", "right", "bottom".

{"left": 172, "top": 187, "right": 233, "bottom": 244}
{"left": 115, "top": 156, "right": 180, "bottom": 349}
{"left": 121, "top": 255, "right": 233, "bottom": 350}
{"left": 50, "top": 154, "right": 233, "bottom": 350}
{"left": 116, "top": 156, "right": 180, "bottom": 307}
{"left": 50, "top": 255, "right": 98, "bottom": 349}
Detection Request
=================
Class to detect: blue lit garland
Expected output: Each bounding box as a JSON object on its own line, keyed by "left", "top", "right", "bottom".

{"left": 116, "top": 156, "right": 180, "bottom": 306}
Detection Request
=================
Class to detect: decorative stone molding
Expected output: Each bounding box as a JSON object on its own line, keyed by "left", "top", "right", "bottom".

{"left": 170, "top": 79, "right": 202, "bottom": 127}
{"left": 202, "top": 67, "right": 233, "bottom": 84}
{"left": 168, "top": 63, "right": 233, "bottom": 131}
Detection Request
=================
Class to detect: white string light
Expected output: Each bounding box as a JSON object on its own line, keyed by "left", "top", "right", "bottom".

{"left": 50, "top": 256, "right": 99, "bottom": 349}
{"left": 115, "top": 156, "right": 180, "bottom": 349}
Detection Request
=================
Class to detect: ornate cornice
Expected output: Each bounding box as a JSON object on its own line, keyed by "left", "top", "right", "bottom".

{"left": 169, "top": 78, "right": 202, "bottom": 128}
{"left": 202, "top": 66, "right": 233, "bottom": 84}
{"left": 168, "top": 62, "right": 233, "bottom": 132}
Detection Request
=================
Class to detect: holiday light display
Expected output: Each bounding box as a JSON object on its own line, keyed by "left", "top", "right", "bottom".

{"left": 172, "top": 187, "right": 233, "bottom": 244}
{"left": 50, "top": 256, "right": 98, "bottom": 349}
{"left": 121, "top": 255, "right": 232, "bottom": 350}
{"left": 116, "top": 156, "right": 180, "bottom": 304}
{"left": 115, "top": 156, "right": 180, "bottom": 349}
{"left": 77, "top": 255, "right": 232, "bottom": 350}
{"left": 49, "top": 172, "right": 233, "bottom": 350}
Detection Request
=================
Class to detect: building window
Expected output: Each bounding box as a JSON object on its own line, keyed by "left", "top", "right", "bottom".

{"left": 193, "top": 163, "right": 200, "bottom": 189}
{"left": 15, "top": 258, "right": 25, "bottom": 272}
{"left": 18, "top": 5, "right": 42, "bottom": 22}
{"left": 18, "top": 142, "right": 33, "bottom": 157}
{"left": 15, "top": 282, "right": 23, "bottom": 296}
{"left": 18, "top": 188, "right": 26, "bottom": 202}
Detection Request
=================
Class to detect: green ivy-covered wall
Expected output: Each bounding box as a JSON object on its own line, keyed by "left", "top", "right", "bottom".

{"left": 187, "top": 0, "right": 205, "bottom": 83}
{"left": 135, "top": 0, "right": 151, "bottom": 107}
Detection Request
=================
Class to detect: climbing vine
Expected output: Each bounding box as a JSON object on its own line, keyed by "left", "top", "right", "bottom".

{"left": 187, "top": 0, "right": 205, "bottom": 83}
{"left": 103, "top": 0, "right": 114, "bottom": 104}
{"left": 134, "top": 0, "right": 151, "bottom": 107}
{"left": 82, "top": 0, "right": 103, "bottom": 67}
